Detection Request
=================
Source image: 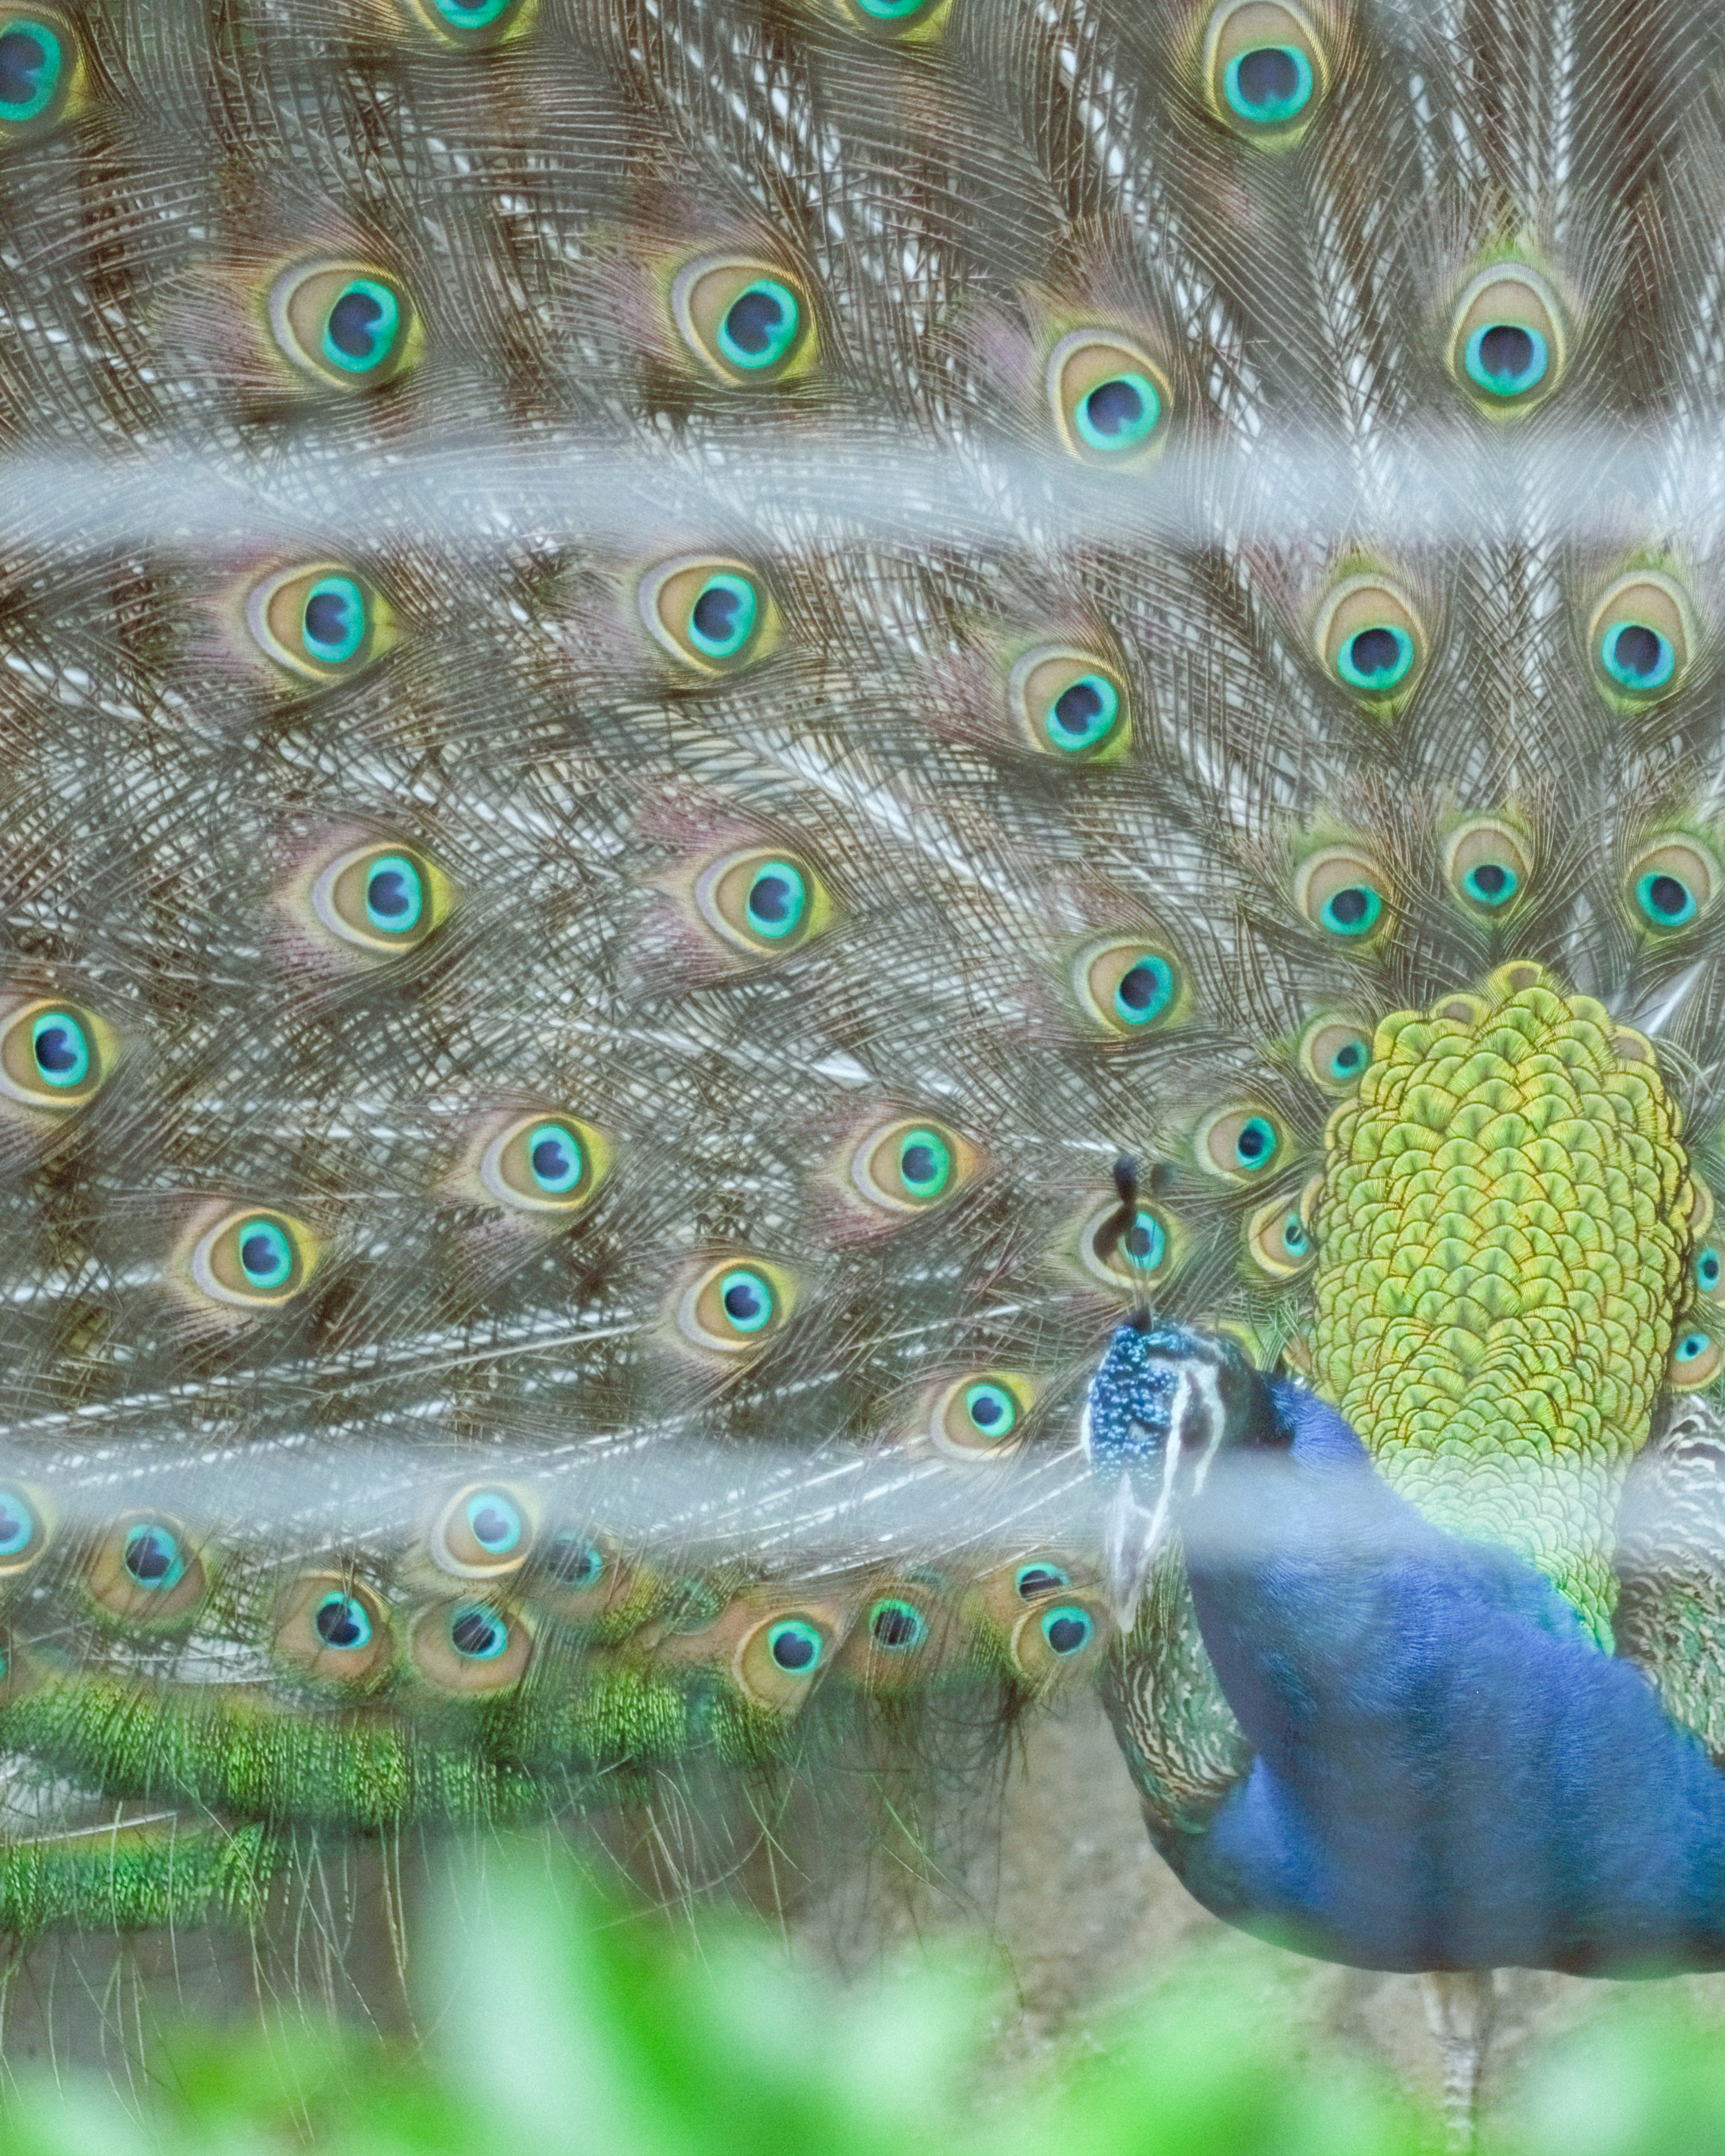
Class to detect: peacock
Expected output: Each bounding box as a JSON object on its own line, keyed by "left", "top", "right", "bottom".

{"left": 7, "top": 0, "right": 1725, "bottom": 2124}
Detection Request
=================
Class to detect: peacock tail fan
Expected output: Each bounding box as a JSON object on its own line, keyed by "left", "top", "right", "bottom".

{"left": 4, "top": 0, "right": 1725, "bottom": 2065}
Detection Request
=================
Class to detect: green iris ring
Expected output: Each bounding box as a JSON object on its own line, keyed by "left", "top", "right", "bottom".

{"left": 767, "top": 1618, "right": 823, "bottom": 1673}
{"left": 1464, "top": 320, "right": 1548, "bottom": 398}
{"left": 743, "top": 859, "right": 806, "bottom": 940}
{"left": 526, "top": 1122, "right": 584, "bottom": 1193}
{"left": 869, "top": 1598, "right": 929, "bottom": 1651}
{"left": 301, "top": 575, "right": 367, "bottom": 666}
{"left": 963, "top": 1380, "right": 1018, "bottom": 1437}
{"left": 1040, "top": 1604, "right": 1095, "bottom": 1656}
{"left": 0, "top": 19, "right": 62, "bottom": 124}
{"left": 321, "top": 278, "right": 402, "bottom": 375}
{"left": 718, "top": 1268, "right": 775, "bottom": 1334}
{"left": 30, "top": 1009, "right": 90, "bottom": 1088}
{"left": 1074, "top": 370, "right": 1161, "bottom": 453}
{"left": 314, "top": 1592, "right": 374, "bottom": 1650}
{"left": 1336, "top": 623, "right": 1414, "bottom": 692}
{"left": 1637, "top": 870, "right": 1698, "bottom": 929}
{"left": 465, "top": 1492, "right": 523, "bottom": 1555}
{"left": 687, "top": 572, "right": 759, "bottom": 659}
{"left": 1601, "top": 623, "right": 1676, "bottom": 693}
{"left": 1111, "top": 953, "right": 1175, "bottom": 1027}
{"left": 1043, "top": 671, "right": 1122, "bottom": 754}
{"left": 238, "top": 1220, "right": 294, "bottom": 1289}
{"left": 365, "top": 853, "right": 425, "bottom": 935}
{"left": 123, "top": 1524, "right": 187, "bottom": 1594}
{"left": 1318, "top": 884, "right": 1384, "bottom": 936}
{"left": 898, "top": 1127, "right": 951, "bottom": 1199}
{"left": 715, "top": 278, "right": 801, "bottom": 371}
{"left": 1222, "top": 43, "right": 1314, "bottom": 124}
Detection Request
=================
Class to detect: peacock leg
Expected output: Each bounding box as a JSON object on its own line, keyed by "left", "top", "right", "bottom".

{"left": 1420, "top": 1968, "right": 1497, "bottom": 2150}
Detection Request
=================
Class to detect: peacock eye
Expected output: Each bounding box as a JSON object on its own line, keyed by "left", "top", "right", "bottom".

{"left": 1294, "top": 847, "right": 1389, "bottom": 940}
{"left": 841, "top": 0, "right": 946, "bottom": 28}
{"left": 1009, "top": 647, "right": 1132, "bottom": 761}
{"left": 1248, "top": 1193, "right": 1315, "bottom": 1277}
{"left": 1299, "top": 1015, "right": 1372, "bottom": 1090}
{"left": 1588, "top": 572, "right": 1693, "bottom": 706}
{"left": 269, "top": 259, "right": 418, "bottom": 390}
{"left": 767, "top": 1618, "right": 823, "bottom": 1671}
{"left": 849, "top": 1116, "right": 974, "bottom": 1215}
{"left": 1040, "top": 1605, "right": 1095, "bottom": 1655}
{"left": 1697, "top": 1245, "right": 1723, "bottom": 1297}
{"left": 671, "top": 256, "right": 814, "bottom": 385}
{"left": 677, "top": 1256, "right": 796, "bottom": 1355}
{"left": 0, "top": 1484, "right": 43, "bottom": 1571}
{"left": 402, "top": 0, "right": 536, "bottom": 45}
{"left": 1015, "top": 1561, "right": 1071, "bottom": 1599}
{"left": 1627, "top": 839, "right": 1717, "bottom": 934}
{"left": 1197, "top": 1104, "right": 1287, "bottom": 1180}
{"left": 1005, "top": 1586, "right": 1110, "bottom": 1682}
{"left": 411, "top": 1599, "right": 532, "bottom": 1691}
{"left": 189, "top": 1208, "right": 317, "bottom": 1310}
{"left": 693, "top": 847, "right": 828, "bottom": 957}
{"left": 430, "top": 1484, "right": 536, "bottom": 1577}
{"left": 542, "top": 1532, "right": 604, "bottom": 1590}
{"left": 1670, "top": 1326, "right": 1724, "bottom": 1389}
{"left": 1078, "top": 1196, "right": 1178, "bottom": 1288}
{"left": 309, "top": 840, "right": 453, "bottom": 957}
{"left": 243, "top": 563, "right": 396, "bottom": 687}
{"left": 0, "top": 8, "right": 75, "bottom": 139}
{"left": 0, "top": 998, "right": 109, "bottom": 1112}
{"left": 1314, "top": 575, "right": 1428, "bottom": 706}
{"left": 639, "top": 556, "right": 777, "bottom": 675}
{"left": 86, "top": 1515, "right": 207, "bottom": 1621}
{"left": 1072, "top": 938, "right": 1180, "bottom": 1034}
{"left": 1448, "top": 266, "right": 1564, "bottom": 410}
{"left": 730, "top": 1605, "right": 838, "bottom": 1708}
{"left": 1204, "top": 0, "right": 1324, "bottom": 136}
{"left": 478, "top": 1113, "right": 608, "bottom": 1217}
{"left": 868, "top": 1597, "right": 930, "bottom": 1650}
{"left": 1445, "top": 818, "right": 1532, "bottom": 915}
{"left": 944, "top": 1376, "right": 1022, "bottom": 1452}
{"left": 1047, "top": 331, "right": 1170, "bottom": 464}
{"left": 271, "top": 1574, "right": 393, "bottom": 1680}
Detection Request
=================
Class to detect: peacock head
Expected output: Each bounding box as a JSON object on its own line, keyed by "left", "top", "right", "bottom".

{"left": 1084, "top": 1318, "right": 1283, "bottom": 1629}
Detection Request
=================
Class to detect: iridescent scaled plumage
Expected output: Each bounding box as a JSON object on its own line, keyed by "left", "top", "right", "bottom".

{"left": 1311, "top": 967, "right": 1695, "bottom": 1644}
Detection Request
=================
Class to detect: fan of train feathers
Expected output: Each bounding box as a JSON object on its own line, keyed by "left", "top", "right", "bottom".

{"left": 4, "top": 0, "right": 1725, "bottom": 2017}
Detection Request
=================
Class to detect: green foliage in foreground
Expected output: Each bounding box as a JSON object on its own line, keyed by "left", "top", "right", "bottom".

{"left": 4, "top": 1854, "right": 1725, "bottom": 2156}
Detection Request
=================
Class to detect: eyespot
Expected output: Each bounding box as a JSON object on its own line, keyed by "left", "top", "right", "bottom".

{"left": 243, "top": 564, "right": 397, "bottom": 687}
{"left": 1444, "top": 819, "right": 1533, "bottom": 915}
{"left": 731, "top": 1607, "right": 837, "bottom": 1710}
{"left": 867, "top": 1598, "right": 929, "bottom": 1651}
{"left": 1047, "top": 331, "right": 1170, "bottom": 465}
{"left": 1203, "top": 0, "right": 1325, "bottom": 137}
{"left": 1313, "top": 575, "right": 1428, "bottom": 707}
{"left": 1071, "top": 938, "right": 1181, "bottom": 1035}
{"left": 930, "top": 1373, "right": 1033, "bottom": 1460}
{"left": 1247, "top": 1193, "right": 1315, "bottom": 1277}
{"left": 86, "top": 1515, "right": 207, "bottom": 1621}
{"left": 0, "top": 9, "right": 78, "bottom": 142}
{"left": 638, "top": 556, "right": 778, "bottom": 675}
{"left": 1196, "top": 1105, "right": 1287, "bottom": 1181}
{"left": 675, "top": 1256, "right": 796, "bottom": 1356}
{"left": 1298, "top": 1015, "right": 1372, "bottom": 1091}
{"left": 1626, "top": 839, "right": 1718, "bottom": 934}
{"left": 0, "top": 1485, "right": 44, "bottom": 1574}
{"left": 542, "top": 1533, "right": 604, "bottom": 1591}
{"left": 188, "top": 1208, "right": 317, "bottom": 1311}
{"left": 411, "top": 1599, "right": 532, "bottom": 1692}
{"left": 845, "top": 1116, "right": 975, "bottom": 1217}
{"left": 1669, "top": 1325, "right": 1724, "bottom": 1390}
{"left": 401, "top": 0, "right": 536, "bottom": 46}
{"left": 429, "top": 1484, "right": 536, "bottom": 1579}
{"left": 271, "top": 1574, "right": 393, "bottom": 1683}
{"left": 1696, "top": 1243, "right": 1722, "bottom": 1299}
{"left": 0, "top": 998, "right": 111, "bottom": 1112}
{"left": 478, "top": 1113, "right": 609, "bottom": 1217}
{"left": 1007, "top": 1592, "right": 1108, "bottom": 1683}
{"left": 838, "top": 0, "right": 947, "bottom": 30}
{"left": 1077, "top": 1197, "right": 1179, "bottom": 1290}
{"left": 692, "top": 846, "right": 830, "bottom": 958}
{"left": 309, "top": 840, "right": 454, "bottom": 957}
{"left": 670, "top": 256, "right": 814, "bottom": 385}
{"left": 1015, "top": 1560, "right": 1071, "bottom": 1599}
{"left": 1008, "top": 648, "right": 1132, "bottom": 761}
{"left": 1448, "top": 265, "right": 1564, "bottom": 410}
{"left": 268, "top": 260, "right": 419, "bottom": 391}
{"left": 1588, "top": 572, "right": 1694, "bottom": 706}
{"left": 1294, "top": 847, "right": 1390, "bottom": 940}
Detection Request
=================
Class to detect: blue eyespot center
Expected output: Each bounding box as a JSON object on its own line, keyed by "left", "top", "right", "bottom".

{"left": 31, "top": 1010, "right": 90, "bottom": 1088}
{"left": 238, "top": 1220, "right": 294, "bottom": 1289}
{"left": 870, "top": 1598, "right": 928, "bottom": 1651}
{"left": 717, "top": 280, "right": 801, "bottom": 371}
{"left": 545, "top": 1534, "right": 604, "bottom": 1590}
{"left": 1041, "top": 1605, "right": 1094, "bottom": 1657}
{"left": 1676, "top": 1330, "right": 1711, "bottom": 1364}
{"left": 302, "top": 576, "right": 367, "bottom": 666}
{"left": 744, "top": 861, "right": 806, "bottom": 941}
{"left": 1602, "top": 621, "right": 1675, "bottom": 693}
{"left": 1330, "top": 1038, "right": 1367, "bottom": 1078}
{"left": 1319, "top": 884, "right": 1383, "bottom": 936}
{"left": 0, "top": 21, "right": 62, "bottom": 124}
{"left": 449, "top": 1604, "right": 509, "bottom": 1660}
{"left": 1282, "top": 1214, "right": 1309, "bottom": 1257}
{"left": 1638, "top": 871, "right": 1696, "bottom": 928}
{"left": 1234, "top": 1115, "right": 1277, "bottom": 1171}
{"left": 688, "top": 573, "right": 758, "bottom": 659}
{"left": 1119, "top": 1207, "right": 1166, "bottom": 1272}
{"left": 322, "top": 278, "right": 402, "bottom": 374}
{"left": 964, "top": 1380, "right": 1017, "bottom": 1436}
{"left": 1337, "top": 624, "right": 1414, "bottom": 693}
{"left": 1465, "top": 320, "right": 1547, "bottom": 398}
{"left": 767, "top": 1618, "right": 822, "bottom": 1673}
{"left": 1113, "top": 954, "right": 1174, "bottom": 1026}
{"left": 719, "top": 1268, "right": 774, "bottom": 1333}
{"left": 1016, "top": 1562, "right": 1071, "bottom": 1600}
{"left": 0, "top": 1489, "right": 35, "bottom": 1560}
{"left": 1045, "top": 672, "right": 1121, "bottom": 753}
{"left": 466, "top": 1491, "right": 523, "bottom": 1556}
{"left": 1699, "top": 1247, "right": 1721, "bottom": 1293}
{"left": 314, "top": 1592, "right": 373, "bottom": 1649}
{"left": 898, "top": 1127, "right": 951, "bottom": 1199}
{"left": 433, "top": 0, "right": 513, "bottom": 20}
{"left": 1463, "top": 860, "right": 1517, "bottom": 906}
{"left": 1075, "top": 372, "right": 1161, "bottom": 453}
{"left": 1223, "top": 43, "right": 1313, "bottom": 124}
{"left": 527, "top": 1123, "right": 584, "bottom": 1193}
{"left": 366, "top": 854, "right": 425, "bottom": 934}
{"left": 123, "top": 1523, "right": 186, "bottom": 1592}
